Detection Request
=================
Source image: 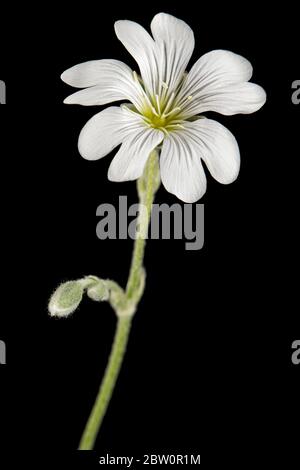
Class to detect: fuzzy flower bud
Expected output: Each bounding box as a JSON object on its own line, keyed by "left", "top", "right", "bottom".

{"left": 49, "top": 281, "right": 84, "bottom": 317}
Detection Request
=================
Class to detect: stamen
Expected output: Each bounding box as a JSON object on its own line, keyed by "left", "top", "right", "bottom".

{"left": 130, "top": 73, "right": 187, "bottom": 133}
{"left": 165, "top": 119, "right": 184, "bottom": 125}
{"left": 133, "top": 71, "right": 140, "bottom": 83}
{"left": 140, "top": 90, "right": 160, "bottom": 117}
{"left": 163, "top": 106, "right": 181, "bottom": 118}
{"left": 155, "top": 94, "right": 161, "bottom": 115}
{"left": 158, "top": 80, "right": 170, "bottom": 105}
{"left": 131, "top": 71, "right": 159, "bottom": 116}
{"left": 150, "top": 104, "right": 160, "bottom": 117}
{"left": 161, "top": 92, "right": 175, "bottom": 116}
{"left": 142, "top": 116, "right": 153, "bottom": 125}
{"left": 165, "top": 123, "right": 185, "bottom": 131}
{"left": 177, "top": 94, "right": 193, "bottom": 109}
{"left": 161, "top": 128, "right": 170, "bottom": 137}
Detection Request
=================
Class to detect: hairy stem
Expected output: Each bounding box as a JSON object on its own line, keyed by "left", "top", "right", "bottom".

{"left": 78, "top": 317, "right": 131, "bottom": 450}
{"left": 78, "top": 150, "right": 159, "bottom": 450}
{"left": 126, "top": 151, "right": 158, "bottom": 298}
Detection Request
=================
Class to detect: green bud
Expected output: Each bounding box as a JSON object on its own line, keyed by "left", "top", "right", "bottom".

{"left": 49, "top": 281, "right": 83, "bottom": 317}
{"left": 87, "top": 280, "right": 109, "bottom": 302}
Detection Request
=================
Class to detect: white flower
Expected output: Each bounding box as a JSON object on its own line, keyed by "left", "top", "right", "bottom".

{"left": 61, "top": 13, "right": 266, "bottom": 203}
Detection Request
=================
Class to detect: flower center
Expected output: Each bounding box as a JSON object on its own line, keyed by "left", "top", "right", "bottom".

{"left": 141, "top": 96, "right": 185, "bottom": 133}
{"left": 130, "top": 72, "right": 194, "bottom": 134}
{"left": 148, "top": 113, "right": 167, "bottom": 129}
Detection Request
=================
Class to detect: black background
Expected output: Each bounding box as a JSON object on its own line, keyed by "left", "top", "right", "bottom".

{"left": 0, "top": 1, "right": 299, "bottom": 466}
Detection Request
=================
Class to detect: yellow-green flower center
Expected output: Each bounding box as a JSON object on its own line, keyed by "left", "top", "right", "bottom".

{"left": 148, "top": 113, "right": 167, "bottom": 129}
{"left": 141, "top": 98, "right": 185, "bottom": 133}
{"left": 129, "top": 72, "right": 194, "bottom": 134}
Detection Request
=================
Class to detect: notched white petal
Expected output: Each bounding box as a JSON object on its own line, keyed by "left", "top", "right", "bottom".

{"left": 183, "top": 119, "right": 241, "bottom": 184}
{"left": 160, "top": 132, "right": 207, "bottom": 203}
{"left": 61, "top": 59, "right": 131, "bottom": 88}
{"left": 189, "top": 82, "right": 267, "bottom": 116}
{"left": 178, "top": 49, "right": 266, "bottom": 116}
{"left": 197, "top": 50, "right": 253, "bottom": 83}
{"left": 78, "top": 107, "right": 125, "bottom": 161}
{"left": 159, "top": 118, "right": 240, "bottom": 201}
{"left": 62, "top": 59, "right": 145, "bottom": 109}
{"left": 181, "top": 49, "right": 253, "bottom": 95}
{"left": 78, "top": 106, "right": 153, "bottom": 162}
{"left": 63, "top": 85, "right": 124, "bottom": 106}
{"left": 114, "top": 20, "right": 157, "bottom": 95}
{"left": 150, "top": 13, "right": 195, "bottom": 92}
{"left": 108, "top": 128, "right": 164, "bottom": 182}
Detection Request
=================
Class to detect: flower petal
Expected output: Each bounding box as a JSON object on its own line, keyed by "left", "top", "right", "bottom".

{"left": 180, "top": 118, "right": 240, "bottom": 184}
{"left": 160, "top": 118, "right": 240, "bottom": 202}
{"left": 183, "top": 50, "right": 253, "bottom": 93}
{"left": 61, "top": 59, "right": 131, "bottom": 88}
{"left": 150, "top": 13, "right": 195, "bottom": 93}
{"left": 182, "top": 83, "right": 266, "bottom": 116}
{"left": 62, "top": 59, "right": 144, "bottom": 109}
{"left": 108, "top": 128, "right": 164, "bottom": 182}
{"left": 160, "top": 132, "right": 207, "bottom": 203}
{"left": 178, "top": 50, "right": 266, "bottom": 116}
{"left": 78, "top": 106, "right": 146, "bottom": 161}
{"left": 114, "top": 20, "right": 158, "bottom": 96}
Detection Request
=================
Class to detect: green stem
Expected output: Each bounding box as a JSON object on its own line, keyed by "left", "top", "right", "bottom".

{"left": 78, "top": 317, "right": 131, "bottom": 450}
{"left": 78, "top": 150, "right": 158, "bottom": 450}
{"left": 126, "top": 151, "right": 157, "bottom": 298}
